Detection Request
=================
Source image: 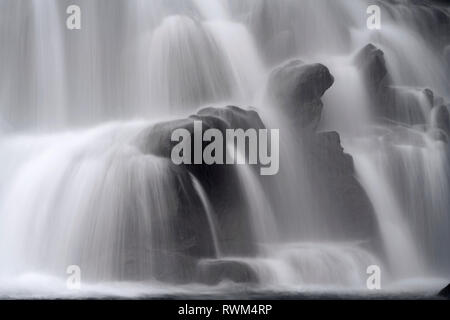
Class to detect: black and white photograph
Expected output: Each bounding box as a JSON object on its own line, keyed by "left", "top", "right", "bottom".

{"left": 0, "top": 0, "right": 449, "bottom": 314}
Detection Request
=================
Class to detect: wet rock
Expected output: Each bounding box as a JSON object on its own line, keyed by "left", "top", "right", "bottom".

{"left": 117, "top": 165, "right": 218, "bottom": 283}
{"left": 438, "top": 283, "right": 450, "bottom": 299}
{"left": 354, "top": 43, "right": 390, "bottom": 96}
{"left": 140, "top": 105, "right": 265, "bottom": 158}
{"left": 355, "top": 44, "right": 437, "bottom": 125}
{"left": 422, "top": 88, "right": 435, "bottom": 107}
{"left": 307, "top": 131, "right": 354, "bottom": 174}
{"left": 266, "top": 57, "right": 378, "bottom": 241}
{"left": 197, "top": 105, "right": 266, "bottom": 131}
{"left": 267, "top": 59, "right": 334, "bottom": 130}
{"left": 432, "top": 104, "right": 450, "bottom": 135}
{"left": 354, "top": 43, "right": 397, "bottom": 121}
{"left": 136, "top": 106, "right": 267, "bottom": 257}
{"left": 303, "top": 132, "right": 378, "bottom": 241}
{"left": 170, "top": 167, "right": 219, "bottom": 258}
{"left": 142, "top": 118, "right": 196, "bottom": 159}
{"left": 434, "top": 95, "right": 446, "bottom": 107}
{"left": 149, "top": 166, "right": 218, "bottom": 283}
{"left": 197, "top": 259, "right": 259, "bottom": 285}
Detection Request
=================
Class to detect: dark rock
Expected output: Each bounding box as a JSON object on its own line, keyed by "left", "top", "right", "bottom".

{"left": 354, "top": 44, "right": 396, "bottom": 121}
{"left": 266, "top": 57, "right": 378, "bottom": 242}
{"left": 432, "top": 104, "right": 450, "bottom": 135}
{"left": 169, "top": 166, "right": 219, "bottom": 258}
{"left": 267, "top": 59, "right": 334, "bottom": 130}
{"left": 141, "top": 118, "right": 196, "bottom": 159}
{"left": 303, "top": 132, "right": 378, "bottom": 241}
{"left": 354, "top": 43, "right": 390, "bottom": 96}
{"left": 434, "top": 96, "right": 446, "bottom": 107}
{"left": 355, "top": 44, "right": 436, "bottom": 125}
{"left": 438, "top": 283, "right": 450, "bottom": 299}
{"left": 197, "top": 259, "right": 259, "bottom": 285}
{"left": 197, "top": 105, "right": 266, "bottom": 131}
{"left": 116, "top": 164, "right": 218, "bottom": 283}
{"left": 307, "top": 131, "right": 354, "bottom": 175}
{"left": 136, "top": 106, "right": 268, "bottom": 257}
{"left": 422, "top": 88, "right": 435, "bottom": 107}
{"left": 140, "top": 105, "right": 265, "bottom": 159}
{"left": 151, "top": 166, "right": 218, "bottom": 283}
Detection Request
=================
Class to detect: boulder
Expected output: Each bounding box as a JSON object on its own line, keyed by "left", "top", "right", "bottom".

{"left": 135, "top": 106, "right": 268, "bottom": 257}
{"left": 267, "top": 59, "right": 334, "bottom": 130}
{"left": 139, "top": 105, "right": 265, "bottom": 159}
{"left": 197, "top": 105, "right": 266, "bottom": 131}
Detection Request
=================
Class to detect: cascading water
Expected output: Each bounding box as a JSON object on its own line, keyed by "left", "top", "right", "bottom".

{"left": 0, "top": 0, "right": 449, "bottom": 297}
{"left": 190, "top": 174, "right": 222, "bottom": 257}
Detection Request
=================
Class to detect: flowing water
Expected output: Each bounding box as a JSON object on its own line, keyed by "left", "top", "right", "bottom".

{"left": 0, "top": 0, "right": 449, "bottom": 297}
{"left": 190, "top": 174, "right": 222, "bottom": 257}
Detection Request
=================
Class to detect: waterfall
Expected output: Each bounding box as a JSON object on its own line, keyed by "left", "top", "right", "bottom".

{"left": 190, "top": 174, "right": 222, "bottom": 257}
{"left": 0, "top": 0, "right": 449, "bottom": 297}
{"left": 148, "top": 15, "right": 236, "bottom": 113}
{"left": 0, "top": 122, "right": 223, "bottom": 282}
{"left": 231, "top": 152, "right": 278, "bottom": 245}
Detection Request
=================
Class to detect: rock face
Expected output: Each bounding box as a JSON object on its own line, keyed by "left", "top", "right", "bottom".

{"left": 267, "top": 58, "right": 378, "bottom": 241}
{"left": 303, "top": 132, "right": 378, "bottom": 240}
{"left": 267, "top": 60, "right": 334, "bottom": 130}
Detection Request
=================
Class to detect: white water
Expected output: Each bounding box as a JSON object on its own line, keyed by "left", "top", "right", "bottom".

{"left": 0, "top": 0, "right": 449, "bottom": 297}
{"left": 190, "top": 174, "right": 222, "bottom": 257}
{"left": 232, "top": 153, "right": 278, "bottom": 245}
